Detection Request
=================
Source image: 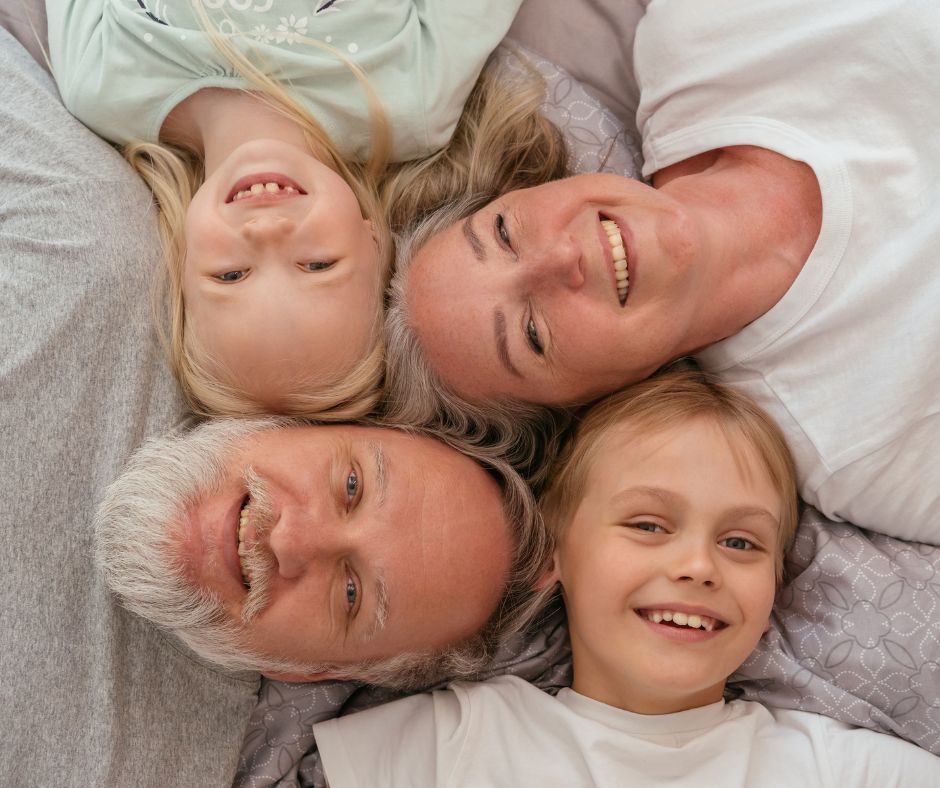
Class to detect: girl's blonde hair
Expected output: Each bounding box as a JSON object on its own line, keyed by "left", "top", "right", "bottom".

{"left": 125, "top": 5, "right": 392, "bottom": 419}
{"left": 540, "top": 364, "right": 800, "bottom": 580}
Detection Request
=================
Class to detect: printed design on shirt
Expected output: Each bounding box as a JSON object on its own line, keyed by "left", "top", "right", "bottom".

{"left": 132, "top": 1, "right": 357, "bottom": 48}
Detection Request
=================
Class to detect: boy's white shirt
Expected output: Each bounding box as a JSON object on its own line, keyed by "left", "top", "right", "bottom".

{"left": 314, "top": 674, "right": 938, "bottom": 786}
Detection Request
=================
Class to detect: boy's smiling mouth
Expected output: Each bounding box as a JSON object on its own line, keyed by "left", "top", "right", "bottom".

{"left": 635, "top": 608, "right": 727, "bottom": 632}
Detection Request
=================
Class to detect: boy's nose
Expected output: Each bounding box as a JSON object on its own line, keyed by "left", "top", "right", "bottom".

{"left": 670, "top": 540, "right": 721, "bottom": 588}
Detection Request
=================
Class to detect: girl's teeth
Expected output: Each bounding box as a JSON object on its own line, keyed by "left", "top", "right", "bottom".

{"left": 644, "top": 609, "right": 718, "bottom": 631}
{"left": 264, "top": 182, "right": 279, "bottom": 192}
{"left": 250, "top": 183, "right": 264, "bottom": 195}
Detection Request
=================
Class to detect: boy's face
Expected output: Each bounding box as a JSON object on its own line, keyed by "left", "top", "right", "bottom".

{"left": 553, "top": 416, "right": 781, "bottom": 715}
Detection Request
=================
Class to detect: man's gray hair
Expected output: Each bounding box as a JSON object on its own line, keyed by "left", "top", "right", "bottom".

{"left": 385, "top": 195, "right": 570, "bottom": 490}
{"left": 94, "top": 417, "right": 551, "bottom": 691}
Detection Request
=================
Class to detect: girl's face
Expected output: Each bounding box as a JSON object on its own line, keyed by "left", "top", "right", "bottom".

{"left": 404, "top": 174, "right": 710, "bottom": 406}
{"left": 552, "top": 417, "right": 781, "bottom": 715}
{"left": 182, "top": 140, "right": 381, "bottom": 408}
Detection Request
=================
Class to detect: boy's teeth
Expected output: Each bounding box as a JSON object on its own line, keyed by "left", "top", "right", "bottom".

{"left": 644, "top": 609, "right": 718, "bottom": 631}
{"left": 601, "top": 219, "right": 629, "bottom": 305}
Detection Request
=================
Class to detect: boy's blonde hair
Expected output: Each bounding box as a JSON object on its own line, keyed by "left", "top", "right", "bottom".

{"left": 540, "top": 365, "right": 800, "bottom": 579}
{"left": 125, "top": 7, "right": 393, "bottom": 419}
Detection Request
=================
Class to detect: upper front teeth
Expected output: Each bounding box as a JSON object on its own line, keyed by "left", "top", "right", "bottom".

{"left": 646, "top": 609, "right": 718, "bottom": 631}
{"left": 601, "top": 219, "right": 629, "bottom": 305}
{"left": 233, "top": 182, "right": 298, "bottom": 201}
{"left": 237, "top": 503, "right": 251, "bottom": 586}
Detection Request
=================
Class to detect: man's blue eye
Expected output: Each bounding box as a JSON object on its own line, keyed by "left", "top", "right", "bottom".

{"left": 526, "top": 317, "right": 544, "bottom": 355}
{"left": 346, "top": 469, "right": 359, "bottom": 501}
{"left": 723, "top": 537, "right": 754, "bottom": 550}
{"left": 216, "top": 270, "right": 245, "bottom": 282}
{"left": 302, "top": 261, "right": 335, "bottom": 272}
{"left": 345, "top": 578, "right": 358, "bottom": 609}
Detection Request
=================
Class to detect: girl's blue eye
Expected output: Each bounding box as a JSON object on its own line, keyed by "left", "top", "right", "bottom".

{"left": 216, "top": 270, "right": 245, "bottom": 282}
{"left": 722, "top": 536, "right": 755, "bottom": 551}
{"left": 302, "top": 261, "right": 335, "bottom": 272}
{"left": 345, "top": 577, "right": 358, "bottom": 610}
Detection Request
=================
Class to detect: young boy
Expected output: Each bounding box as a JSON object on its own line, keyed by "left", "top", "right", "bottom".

{"left": 312, "top": 369, "right": 939, "bottom": 786}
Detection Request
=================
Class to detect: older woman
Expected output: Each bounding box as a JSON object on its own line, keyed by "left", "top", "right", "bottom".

{"left": 386, "top": 0, "right": 940, "bottom": 545}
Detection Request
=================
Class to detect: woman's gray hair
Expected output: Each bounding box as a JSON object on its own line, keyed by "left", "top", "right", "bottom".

{"left": 384, "top": 194, "right": 571, "bottom": 490}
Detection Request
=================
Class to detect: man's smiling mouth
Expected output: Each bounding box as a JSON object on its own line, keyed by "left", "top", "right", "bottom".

{"left": 601, "top": 218, "right": 629, "bottom": 306}
{"left": 237, "top": 497, "right": 252, "bottom": 589}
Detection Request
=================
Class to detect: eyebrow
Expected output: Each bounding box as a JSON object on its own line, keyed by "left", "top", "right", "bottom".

{"left": 369, "top": 440, "right": 387, "bottom": 507}
{"left": 615, "top": 486, "right": 779, "bottom": 525}
{"left": 494, "top": 309, "right": 523, "bottom": 379}
{"left": 462, "top": 214, "right": 486, "bottom": 261}
{"left": 363, "top": 571, "right": 389, "bottom": 642}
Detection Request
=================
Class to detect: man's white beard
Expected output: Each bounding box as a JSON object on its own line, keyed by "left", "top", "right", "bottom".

{"left": 93, "top": 417, "right": 314, "bottom": 675}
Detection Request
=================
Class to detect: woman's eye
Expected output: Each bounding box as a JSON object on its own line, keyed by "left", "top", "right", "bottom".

{"left": 301, "top": 261, "right": 336, "bottom": 272}
{"left": 526, "top": 317, "right": 544, "bottom": 355}
{"left": 345, "top": 575, "right": 358, "bottom": 611}
{"left": 345, "top": 469, "right": 360, "bottom": 504}
{"left": 721, "top": 536, "right": 755, "bottom": 551}
{"left": 214, "top": 270, "right": 246, "bottom": 282}
{"left": 495, "top": 214, "right": 511, "bottom": 248}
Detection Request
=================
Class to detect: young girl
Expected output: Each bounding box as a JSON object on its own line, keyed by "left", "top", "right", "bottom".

{"left": 311, "top": 368, "right": 939, "bottom": 785}
{"left": 43, "top": 1, "right": 541, "bottom": 417}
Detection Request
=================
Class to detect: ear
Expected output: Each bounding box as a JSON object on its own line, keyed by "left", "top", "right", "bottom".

{"left": 262, "top": 670, "right": 342, "bottom": 683}
{"left": 533, "top": 552, "right": 561, "bottom": 591}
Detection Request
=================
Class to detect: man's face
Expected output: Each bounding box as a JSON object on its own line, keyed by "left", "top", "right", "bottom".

{"left": 105, "top": 423, "right": 512, "bottom": 677}
{"left": 554, "top": 417, "right": 780, "bottom": 714}
{"left": 406, "top": 174, "right": 709, "bottom": 405}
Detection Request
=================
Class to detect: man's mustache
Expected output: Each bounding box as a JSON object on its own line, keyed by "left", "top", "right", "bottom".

{"left": 240, "top": 466, "right": 277, "bottom": 623}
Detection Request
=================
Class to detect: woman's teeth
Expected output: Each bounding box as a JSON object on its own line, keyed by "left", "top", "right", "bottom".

{"left": 237, "top": 503, "right": 251, "bottom": 587}
{"left": 601, "top": 219, "right": 629, "bottom": 306}
{"left": 643, "top": 609, "right": 719, "bottom": 632}
{"left": 232, "top": 182, "right": 298, "bottom": 201}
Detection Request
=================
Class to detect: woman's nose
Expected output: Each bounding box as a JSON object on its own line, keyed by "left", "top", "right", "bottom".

{"left": 524, "top": 235, "right": 585, "bottom": 290}
{"left": 241, "top": 214, "right": 294, "bottom": 243}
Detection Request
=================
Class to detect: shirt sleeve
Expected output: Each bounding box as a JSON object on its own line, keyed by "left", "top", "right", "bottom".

{"left": 314, "top": 689, "right": 465, "bottom": 788}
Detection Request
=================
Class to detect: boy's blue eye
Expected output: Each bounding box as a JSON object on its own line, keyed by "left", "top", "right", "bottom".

{"left": 722, "top": 536, "right": 754, "bottom": 550}
{"left": 301, "top": 261, "right": 335, "bottom": 272}
{"left": 215, "top": 270, "right": 245, "bottom": 282}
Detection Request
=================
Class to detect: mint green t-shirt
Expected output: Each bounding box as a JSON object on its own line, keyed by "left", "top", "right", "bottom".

{"left": 46, "top": 0, "right": 521, "bottom": 161}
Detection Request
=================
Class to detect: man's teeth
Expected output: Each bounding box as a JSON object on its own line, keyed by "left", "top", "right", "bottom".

{"left": 601, "top": 219, "right": 629, "bottom": 305}
{"left": 233, "top": 182, "right": 298, "bottom": 201}
{"left": 237, "top": 504, "right": 251, "bottom": 586}
{"left": 644, "top": 609, "right": 718, "bottom": 632}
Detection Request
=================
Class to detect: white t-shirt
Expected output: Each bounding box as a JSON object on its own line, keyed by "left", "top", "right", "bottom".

{"left": 313, "top": 675, "right": 938, "bottom": 786}
{"left": 632, "top": 0, "right": 940, "bottom": 543}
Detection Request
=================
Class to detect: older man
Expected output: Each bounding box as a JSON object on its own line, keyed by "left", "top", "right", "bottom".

{"left": 96, "top": 418, "right": 543, "bottom": 689}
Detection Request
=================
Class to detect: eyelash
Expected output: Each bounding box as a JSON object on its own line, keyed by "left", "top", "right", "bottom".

{"left": 214, "top": 270, "right": 246, "bottom": 282}
{"left": 495, "top": 213, "right": 511, "bottom": 249}
{"left": 301, "top": 261, "right": 336, "bottom": 272}
{"left": 720, "top": 536, "right": 757, "bottom": 551}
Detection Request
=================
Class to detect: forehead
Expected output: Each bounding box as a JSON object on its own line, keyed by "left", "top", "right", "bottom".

{"left": 582, "top": 417, "right": 781, "bottom": 509}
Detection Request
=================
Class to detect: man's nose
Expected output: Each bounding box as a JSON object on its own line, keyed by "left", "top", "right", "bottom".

{"left": 670, "top": 537, "right": 721, "bottom": 588}
{"left": 241, "top": 214, "right": 295, "bottom": 243}
{"left": 523, "top": 234, "right": 585, "bottom": 290}
{"left": 265, "top": 508, "right": 338, "bottom": 579}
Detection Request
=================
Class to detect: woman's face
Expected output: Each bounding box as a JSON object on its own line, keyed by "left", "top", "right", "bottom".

{"left": 405, "top": 174, "right": 711, "bottom": 406}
